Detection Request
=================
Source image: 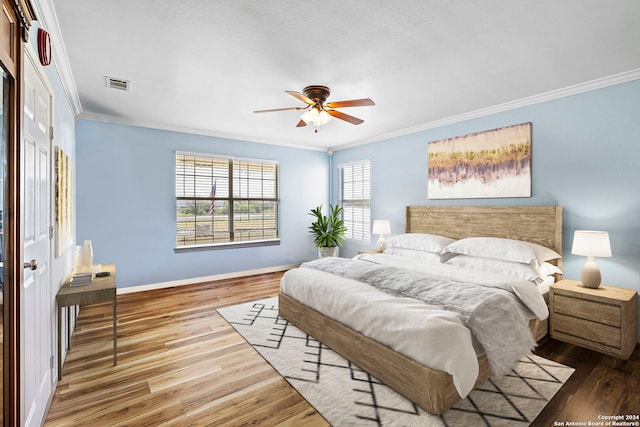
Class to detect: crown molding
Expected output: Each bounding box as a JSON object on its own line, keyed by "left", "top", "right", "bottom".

{"left": 77, "top": 112, "right": 329, "bottom": 152}
{"left": 31, "top": 0, "right": 83, "bottom": 115}
{"left": 332, "top": 68, "right": 640, "bottom": 151}
{"left": 80, "top": 67, "right": 640, "bottom": 154}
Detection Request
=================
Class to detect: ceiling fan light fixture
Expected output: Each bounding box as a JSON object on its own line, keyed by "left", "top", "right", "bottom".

{"left": 300, "top": 108, "right": 315, "bottom": 124}
{"left": 254, "top": 85, "right": 373, "bottom": 130}
{"left": 301, "top": 107, "right": 332, "bottom": 126}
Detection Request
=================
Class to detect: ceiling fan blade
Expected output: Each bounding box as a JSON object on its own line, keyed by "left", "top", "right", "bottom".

{"left": 296, "top": 119, "right": 307, "bottom": 127}
{"left": 285, "top": 90, "right": 315, "bottom": 105}
{"left": 254, "top": 106, "right": 307, "bottom": 113}
{"left": 326, "top": 109, "right": 364, "bottom": 125}
{"left": 325, "top": 98, "right": 375, "bottom": 108}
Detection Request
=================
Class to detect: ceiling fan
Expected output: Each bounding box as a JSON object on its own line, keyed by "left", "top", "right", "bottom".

{"left": 254, "top": 85, "right": 375, "bottom": 132}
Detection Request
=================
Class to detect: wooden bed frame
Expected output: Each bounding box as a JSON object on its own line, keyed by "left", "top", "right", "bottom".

{"left": 279, "top": 205, "right": 562, "bottom": 415}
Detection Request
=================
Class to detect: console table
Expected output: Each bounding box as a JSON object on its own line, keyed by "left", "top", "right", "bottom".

{"left": 57, "top": 264, "right": 117, "bottom": 380}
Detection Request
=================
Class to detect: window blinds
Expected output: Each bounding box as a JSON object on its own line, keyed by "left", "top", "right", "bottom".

{"left": 339, "top": 160, "right": 371, "bottom": 241}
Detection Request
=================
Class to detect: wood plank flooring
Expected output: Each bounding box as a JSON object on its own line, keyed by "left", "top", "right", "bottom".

{"left": 45, "top": 272, "right": 327, "bottom": 427}
{"left": 44, "top": 272, "right": 639, "bottom": 426}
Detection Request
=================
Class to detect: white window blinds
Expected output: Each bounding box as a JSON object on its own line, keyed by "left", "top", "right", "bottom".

{"left": 176, "top": 152, "right": 279, "bottom": 247}
{"left": 339, "top": 160, "right": 370, "bottom": 241}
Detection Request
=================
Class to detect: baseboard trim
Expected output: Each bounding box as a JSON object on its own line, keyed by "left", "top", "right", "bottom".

{"left": 116, "top": 264, "right": 299, "bottom": 295}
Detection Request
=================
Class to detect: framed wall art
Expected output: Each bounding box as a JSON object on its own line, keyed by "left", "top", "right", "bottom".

{"left": 55, "top": 146, "right": 73, "bottom": 256}
{"left": 427, "top": 122, "right": 532, "bottom": 199}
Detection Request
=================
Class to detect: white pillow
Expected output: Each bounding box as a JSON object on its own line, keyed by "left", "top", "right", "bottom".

{"left": 445, "top": 255, "right": 542, "bottom": 282}
{"left": 383, "top": 247, "right": 443, "bottom": 263}
{"left": 386, "top": 233, "right": 455, "bottom": 252}
{"left": 441, "top": 237, "right": 561, "bottom": 266}
{"left": 537, "top": 262, "right": 563, "bottom": 277}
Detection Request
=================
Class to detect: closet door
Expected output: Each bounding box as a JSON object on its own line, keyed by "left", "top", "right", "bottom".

{"left": 21, "top": 49, "right": 54, "bottom": 427}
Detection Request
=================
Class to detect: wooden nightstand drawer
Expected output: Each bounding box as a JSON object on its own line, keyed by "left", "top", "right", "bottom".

{"left": 553, "top": 294, "right": 621, "bottom": 327}
{"left": 552, "top": 313, "right": 620, "bottom": 348}
{"left": 550, "top": 279, "right": 638, "bottom": 359}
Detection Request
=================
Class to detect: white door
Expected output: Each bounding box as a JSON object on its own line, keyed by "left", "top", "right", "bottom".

{"left": 21, "top": 50, "right": 53, "bottom": 427}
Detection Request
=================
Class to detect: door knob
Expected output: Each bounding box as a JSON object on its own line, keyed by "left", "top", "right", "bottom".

{"left": 24, "top": 259, "right": 38, "bottom": 270}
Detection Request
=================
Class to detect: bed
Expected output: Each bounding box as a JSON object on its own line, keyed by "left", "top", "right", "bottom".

{"left": 279, "top": 205, "right": 562, "bottom": 415}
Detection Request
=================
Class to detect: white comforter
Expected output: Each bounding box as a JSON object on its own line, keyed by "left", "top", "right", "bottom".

{"left": 279, "top": 254, "right": 548, "bottom": 398}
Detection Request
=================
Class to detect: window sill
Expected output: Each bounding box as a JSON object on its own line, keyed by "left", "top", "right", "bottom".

{"left": 174, "top": 239, "right": 280, "bottom": 253}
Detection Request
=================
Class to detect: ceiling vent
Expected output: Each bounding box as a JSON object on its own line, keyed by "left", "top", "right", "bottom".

{"left": 105, "top": 76, "right": 130, "bottom": 91}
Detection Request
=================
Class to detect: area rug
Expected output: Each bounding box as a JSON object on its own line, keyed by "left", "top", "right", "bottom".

{"left": 218, "top": 297, "right": 574, "bottom": 427}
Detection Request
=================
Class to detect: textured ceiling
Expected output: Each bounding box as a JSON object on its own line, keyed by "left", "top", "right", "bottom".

{"left": 42, "top": 0, "right": 640, "bottom": 150}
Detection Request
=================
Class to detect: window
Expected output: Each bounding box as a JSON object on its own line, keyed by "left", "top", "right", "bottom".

{"left": 175, "top": 152, "right": 279, "bottom": 249}
{"left": 339, "top": 160, "right": 370, "bottom": 241}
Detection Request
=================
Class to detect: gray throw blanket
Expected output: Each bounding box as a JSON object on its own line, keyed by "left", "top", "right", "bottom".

{"left": 301, "top": 257, "right": 536, "bottom": 377}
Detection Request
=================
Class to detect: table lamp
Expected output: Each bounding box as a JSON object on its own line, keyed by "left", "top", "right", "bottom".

{"left": 372, "top": 220, "right": 391, "bottom": 251}
{"left": 571, "top": 230, "right": 612, "bottom": 288}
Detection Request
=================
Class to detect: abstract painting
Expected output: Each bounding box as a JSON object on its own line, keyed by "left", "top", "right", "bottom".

{"left": 55, "top": 146, "right": 73, "bottom": 256}
{"left": 428, "top": 123, "right": 532, "bottom": 199}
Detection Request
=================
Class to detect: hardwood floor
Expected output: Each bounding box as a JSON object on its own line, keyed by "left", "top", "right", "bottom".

{"left": 532, "top": 338, "right": 640, "bottom": 426}
{"left": 45, "top": 272, "right": 328, "bottom": 427}
{"left": 44, "top": 272, "right": 639, "bottom": 426}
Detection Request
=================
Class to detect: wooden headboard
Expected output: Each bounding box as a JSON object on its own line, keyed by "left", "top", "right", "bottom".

{"left": 406, "top": 205, "right": 563, "bottom": 269}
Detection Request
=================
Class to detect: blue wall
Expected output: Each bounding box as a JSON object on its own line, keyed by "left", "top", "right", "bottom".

{"left": 75, "top": 120, "right": 329, "bottom": 288}
{"left": 333, "top": 79, "right": 640, "bottom": 325}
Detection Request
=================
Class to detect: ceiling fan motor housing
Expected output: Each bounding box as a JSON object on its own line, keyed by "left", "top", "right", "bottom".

{"left": 303, "top": 85, "right": 331, "bottom": 104}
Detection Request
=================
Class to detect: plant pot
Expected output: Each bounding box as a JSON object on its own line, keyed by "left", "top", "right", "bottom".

{"left": 318, "top": 246, "right": 339, "bottom": 258}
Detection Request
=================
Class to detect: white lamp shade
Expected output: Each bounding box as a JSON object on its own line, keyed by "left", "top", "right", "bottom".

{"left": 571, "top": 230, "right": 612, "bottom": 258}
{"left": 372, "top": 220, "right": 391, "bottom": 235}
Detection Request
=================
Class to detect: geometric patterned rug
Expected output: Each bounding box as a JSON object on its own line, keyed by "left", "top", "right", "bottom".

{"left": 218, "top": 297, "right": 574, "bottom": 427}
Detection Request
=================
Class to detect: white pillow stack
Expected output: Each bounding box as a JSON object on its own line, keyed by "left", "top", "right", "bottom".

{"left": 381, "top": 234, "right": 563, "bottom": 285}
{"left": 440, "top": 237, "right": 562, "bottom": 284}
{"left": 384, "top": 233, "right": 455, "bottom": 263}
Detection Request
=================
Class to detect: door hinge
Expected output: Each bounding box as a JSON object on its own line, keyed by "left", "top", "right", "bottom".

{"left": 50, "top": 355, "right": 54, "bottom": 369}
{"left": 49, "top": 126, "right": 54, "bottom": 140}
{"left": 49, "top": 225, "right": 54, "bottom": 239}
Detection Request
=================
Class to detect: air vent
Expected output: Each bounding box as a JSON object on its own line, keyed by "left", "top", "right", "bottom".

{"left": 105, "top": 76, "right": 130, "bottom": 91}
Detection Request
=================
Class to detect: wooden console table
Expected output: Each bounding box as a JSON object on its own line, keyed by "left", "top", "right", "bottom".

{"left": 57, "top": 264, "right": 117, "bottom": 380}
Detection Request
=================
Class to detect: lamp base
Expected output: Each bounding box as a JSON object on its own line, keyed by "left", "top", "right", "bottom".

{"left": 580, "top": 259, "right": 601, "bottom": 289}
{"left": 376, "top": 236, "right": 386, "bottom": 251}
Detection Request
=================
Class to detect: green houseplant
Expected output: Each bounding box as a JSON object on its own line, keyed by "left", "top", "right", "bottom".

{"left": 308, "top": 204, "right": 347, "bottom": 257}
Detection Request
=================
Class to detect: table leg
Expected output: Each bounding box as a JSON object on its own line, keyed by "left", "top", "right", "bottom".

{"left": 57, "top": 305, "right": 62, "bottom": 381}
{"left": 113, "top": 298, "right": 117, "bottom": 366}
{"left": 66, "top": 307, "right": 71, "bottom": 349}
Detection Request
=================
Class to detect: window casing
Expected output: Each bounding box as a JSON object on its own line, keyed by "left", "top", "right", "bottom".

{"left": 175, "top": 152, "right": 279, "bottom": 249}
{"left": 339, "top": 160, "right": 370, "bottom": 241}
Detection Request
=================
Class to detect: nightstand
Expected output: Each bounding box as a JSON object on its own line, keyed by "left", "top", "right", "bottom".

{"left": 357, "top": 249, "right": 383, "bottom": 254}
{"left": 550, "top": 279, "right": 638, "bottom": 359}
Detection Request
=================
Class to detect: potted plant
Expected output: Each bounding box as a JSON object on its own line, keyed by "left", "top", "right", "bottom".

{"left": 308, "top": 204, "right": 347, "bottom": 258}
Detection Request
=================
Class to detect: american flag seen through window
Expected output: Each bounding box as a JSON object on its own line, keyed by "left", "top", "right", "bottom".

{"left": 208, "top": 180, "right": 216, "bottom": 215}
